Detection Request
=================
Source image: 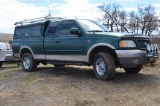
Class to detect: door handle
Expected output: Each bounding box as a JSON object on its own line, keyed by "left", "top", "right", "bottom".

{"left": 85, "top": 40, "right": 91, "bottom": 43}
{"left": 56, "top": 40, "right": 60, "bottom": 43}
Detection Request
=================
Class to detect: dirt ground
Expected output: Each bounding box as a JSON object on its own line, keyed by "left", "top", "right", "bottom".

{"left": 0, "top": 61, "right": 160, "bottom": 106}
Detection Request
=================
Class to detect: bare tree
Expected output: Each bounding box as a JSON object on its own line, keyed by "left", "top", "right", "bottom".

{"left": 98, "top": 3, "right": 122, "bottom": 32}
{"left": 129, "top": 5, "right": 159, "bottom": 36}
{"left": 129, "top": 11, "right": 138, "bottom": 34}
{"left": 119, "top": 11, "right": 129, "bottom": 32}
{"left": 99, "top": 3, "right": 159, "bottom": 36}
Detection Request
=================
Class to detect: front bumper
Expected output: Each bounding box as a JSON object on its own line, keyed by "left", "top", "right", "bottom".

{"left": 115, "top": 50, "right": 159, "bottom": 68}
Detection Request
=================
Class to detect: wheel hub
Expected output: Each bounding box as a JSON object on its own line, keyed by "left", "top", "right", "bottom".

{"left": 96, "top": 58, "right": 106, "bottom": 76}
{"left": 23, "top": 57, "right": 31, "bottom": 69}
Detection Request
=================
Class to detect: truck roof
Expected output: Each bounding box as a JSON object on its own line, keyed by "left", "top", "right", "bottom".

{"left": 14, "top": 16, "right": 64, "bottom": 27}
{"left": 15, "top": 21, "right": 46, "bottom": 29}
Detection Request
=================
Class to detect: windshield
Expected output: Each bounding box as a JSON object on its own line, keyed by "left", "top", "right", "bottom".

{"left": 77, "top": 19, "right": 109, "bottom": 32}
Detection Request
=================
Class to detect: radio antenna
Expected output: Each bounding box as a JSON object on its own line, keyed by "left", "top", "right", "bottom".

{"left": 91, "top": 4, "right": 94, "bottom": 20}
{"left": 47, "top": 11, "right": 51, "bottom": 18}
{"left": 91, "top": 4, "right": 94, "bottom": 30}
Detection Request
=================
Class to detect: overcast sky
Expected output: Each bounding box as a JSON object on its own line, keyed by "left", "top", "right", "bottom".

{"left": 0, "top": 0, "right": 160, "bottom": 34}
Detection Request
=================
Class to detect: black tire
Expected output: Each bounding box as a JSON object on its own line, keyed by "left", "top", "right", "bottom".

{"left": 124, "top": 66, "right": 142, "bottom": 74}
{"left": 93, "top": 52, "right": 115, "bottom": 80}
{"left": 21, "top": 53, "right": 37, "bottom": 72}
{"left": 0, "top": 62, "right": 3, "bottom": 68}
{"left": 54, "top": 64, "right": 65, "bottom": 67}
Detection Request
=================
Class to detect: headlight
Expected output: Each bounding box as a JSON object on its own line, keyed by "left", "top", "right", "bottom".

{"left": 119, "top": 40, "right": 136, "bottom": 48}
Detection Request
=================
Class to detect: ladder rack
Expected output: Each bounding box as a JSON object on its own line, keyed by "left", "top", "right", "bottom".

{"left": 14, "top": 16, "right": 63, "bottom": 25}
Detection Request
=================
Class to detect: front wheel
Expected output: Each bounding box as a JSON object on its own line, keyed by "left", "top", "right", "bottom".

{"left": 124, "top": 65, "right": 142, "bottom": 74}
{"left": 93, "top": 52, "right": 115, "bottom": 80}
{"left": 21, "top": 53, "right": 37, "bottom": 72}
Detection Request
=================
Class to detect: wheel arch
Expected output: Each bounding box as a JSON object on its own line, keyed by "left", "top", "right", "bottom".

{"left": 19, "top": 46, "right": 34, "bottom": 59}
{"left": 87, "top": 43, "right": 119, "bottom": 65}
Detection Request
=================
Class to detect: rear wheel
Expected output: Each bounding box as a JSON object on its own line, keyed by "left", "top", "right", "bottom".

{"left": 124, "top": 66, "right": 142, "bottom": 74}
{"left": 93, "top": 52, "right": 115, "bottom": 80}
{"left": 21, "top": 53, "right": 37, "bottom": 72}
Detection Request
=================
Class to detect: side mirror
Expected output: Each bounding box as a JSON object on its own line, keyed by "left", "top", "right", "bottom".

{"left": 70, "top": 27, "right": 81, "bottom": 36}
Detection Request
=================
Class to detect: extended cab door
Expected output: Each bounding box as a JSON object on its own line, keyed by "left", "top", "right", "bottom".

{"left": 44, "top": 20, "right": 85, "bottom": 61}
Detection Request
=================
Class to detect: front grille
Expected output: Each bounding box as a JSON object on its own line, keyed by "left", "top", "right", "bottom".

{"left": 136, "top": 40, "right": 150, "bottom": 49}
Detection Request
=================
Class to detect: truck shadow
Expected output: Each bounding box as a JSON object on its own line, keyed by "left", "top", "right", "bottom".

{"left": 36, "top": 66, "right": 157, "bottom": 84}
{"left": 114, "top": 72, "right": 158, "bottom": 83}
{"left": 36, "top": 66, "right": 96, "bottom": 80}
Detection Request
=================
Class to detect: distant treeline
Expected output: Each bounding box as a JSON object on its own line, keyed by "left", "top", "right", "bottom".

{"left": 0, "top": 33, "right": 13, "bottom": 43}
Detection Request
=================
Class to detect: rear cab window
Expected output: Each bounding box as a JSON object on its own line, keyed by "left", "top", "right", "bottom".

{"left": 46, "top": 21, "right": 59, "bottom": 37}
{"left": 14, "top": 23, "right": 44, "bottom": 38}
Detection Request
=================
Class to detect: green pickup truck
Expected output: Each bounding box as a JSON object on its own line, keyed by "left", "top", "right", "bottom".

{"left": 12, "top": 17, "right": 159, "bottom": 80}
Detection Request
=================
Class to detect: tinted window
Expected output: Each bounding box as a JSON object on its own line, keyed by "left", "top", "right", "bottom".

{"left": 47, "top": 21, "right": 59, "bottom": 37}
{"left": 15, "top": 25, "right": 42, "bottom": 38}
{"left": 60, "top": 20, "right": 79, "bottom": 36}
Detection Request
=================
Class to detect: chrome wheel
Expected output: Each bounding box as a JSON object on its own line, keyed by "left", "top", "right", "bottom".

{"left": 21, "top": 53, "right": 37, "bottom": 72}
{"left": 23, "top": 57, "right": 31, "bottom": 69}
{"left": 93, "top": 52, "right": 115, "bottom": 80}
{"left": 96, "top": 58, "right": 106, "bottom": 76}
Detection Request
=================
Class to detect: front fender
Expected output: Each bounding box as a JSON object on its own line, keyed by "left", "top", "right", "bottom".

{"left": 85, "top": 43, "right": 115, "bottom": 62}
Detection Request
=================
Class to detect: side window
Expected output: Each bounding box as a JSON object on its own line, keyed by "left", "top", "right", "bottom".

{"left": 60, "top": 20, "right": 79, "bottom": 36}
{"left": 47, "top": 21, "right": 59, "bottom": 37}
{"left": 28, "top": 25, "right": 42, "bottom": 37}
{"left": 15, "top": 25, "right": 42, "bottom": 38}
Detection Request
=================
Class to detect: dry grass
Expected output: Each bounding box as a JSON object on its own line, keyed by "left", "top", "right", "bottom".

{"left": 0, "top": 61, "right": 160, "bottom": 106}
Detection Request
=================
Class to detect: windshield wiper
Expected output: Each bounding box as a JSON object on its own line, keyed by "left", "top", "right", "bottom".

{"left": 88, "top": 30, "right": 103, "bottom": 32}
{"left": 104, "top": 31, "right": 113, "bottom": 32}
{"left": 104, "top": 30, "right": 110, "bottom": 32}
